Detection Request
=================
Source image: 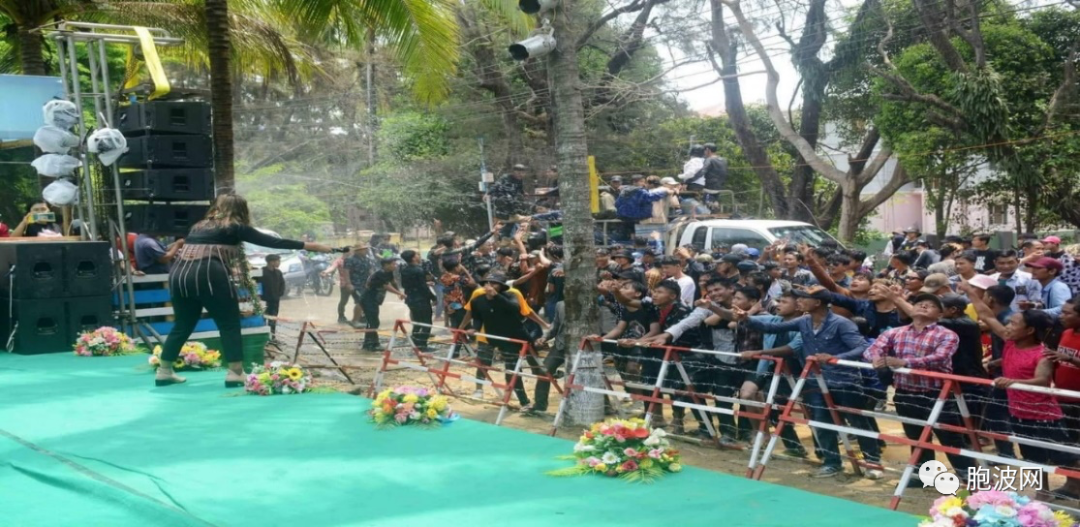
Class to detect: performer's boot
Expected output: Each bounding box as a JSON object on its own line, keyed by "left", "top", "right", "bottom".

{"left": 224, "top": 361, "right": 246, "bottom": 388}
{"left": 155, "top": 363, "right": 186, "bottom": 386}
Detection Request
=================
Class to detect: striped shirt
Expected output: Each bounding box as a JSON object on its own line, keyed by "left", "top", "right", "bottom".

{"left": 863, "top": 323, "right": 959, "bottom": 392}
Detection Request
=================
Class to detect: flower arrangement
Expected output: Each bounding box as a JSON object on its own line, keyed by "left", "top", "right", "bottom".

{"left": 148, "top": 343, "right": 222, "bottom": 371}
{"left": 919, "top": 491, "right": 1078, "bottom": 527}
{"left": 244, "top": 362, "right": 312, "bottom": 395}
{"left": 369, "top": 386, "right": 456, "bottom": 428}
{"left": 547, "top": 418, "right": 682, "bottom": 482}
{"left": 73, "top": 327, "right": 136, "bottom": 357}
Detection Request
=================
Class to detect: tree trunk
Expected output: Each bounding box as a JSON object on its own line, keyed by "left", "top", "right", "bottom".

{"left": 550, "top": 0, "right": 600, "bottom": 422}
{"left": 206, "top": 0, "right": 235, "bottom": 192}
{"left": 18, "top": 25, "right": 47, "bottom": 76}
{"left": 366, "top": 28, "right": 377, "bottom": 166}
{"left": 709, "top": 0, "right": 789, "bottom": 218}
{"left": 837, "top": 179, "right": 862, "bottom": 242}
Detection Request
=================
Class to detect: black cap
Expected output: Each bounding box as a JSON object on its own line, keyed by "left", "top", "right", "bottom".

{"left": 792, "top": 286, "right": 832, "bottom": 302}
{"left": 612, "top": 249, "right": 634, "bottom": 261}
{"left": 736, "top": 261, "right": 759, "bottom": 272}
{"left": 910, "top": 292, "right": 944, "bottom": 311}
{"left": 939, "top": 293, "right": 968, "bottom": 310}
{"left": 721, "top": 254, "right": 742, "bottom": 264}
{"left": 610, "top": 176, "right": 623, "bottom": 183}
{"left": 380, "top": 257, "right": 397, "bottom": 265}
{"left": 479, "top": 271, "right": 508, "bottom": 286}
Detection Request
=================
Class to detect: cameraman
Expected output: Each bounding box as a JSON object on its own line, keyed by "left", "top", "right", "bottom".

{"left": 12, "top": 202, "right": 61, "bottom": 237}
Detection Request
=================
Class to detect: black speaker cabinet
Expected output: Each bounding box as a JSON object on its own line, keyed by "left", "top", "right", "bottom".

{"left": 0, "top": 243, "right": 65, "bottom": 299}
{"left": 120, "top": 168, "right": 215, "bottom": 201}
{"left": 68, "top": 295, "right": 114, "bottom": 335}
{"left": 118, "top": 135, "right": 213, "bottom": 168}
{"left": 123, "top": 204, "right": 209, "bottom": 236}
{"left": 64, "top": 242, "right": 112, "bottom": 297}
{"left": 0, "top": 298, "right": 70, "bottom": 354}
{"left": 116, "top": 101, "right": 212, "bottom": 136}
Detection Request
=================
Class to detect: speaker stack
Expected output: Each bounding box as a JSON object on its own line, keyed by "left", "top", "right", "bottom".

{"left": 0, "top": 242, "right": 115, "bottom": 354}
{"left": 116, "top": 101, "right": 215, "bottom": 236}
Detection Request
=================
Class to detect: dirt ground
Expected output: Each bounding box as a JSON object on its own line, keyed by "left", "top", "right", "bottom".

{"left": 272, "top": 293, "right": 1069, "bottom": 517}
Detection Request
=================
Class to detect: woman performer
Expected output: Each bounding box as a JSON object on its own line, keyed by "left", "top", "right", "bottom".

{"left": 155, "top": 194, "right": 331, "bottom": 387}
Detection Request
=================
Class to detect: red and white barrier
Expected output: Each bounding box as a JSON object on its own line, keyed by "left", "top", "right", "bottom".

{"left": 368, "top": 319, "right": 563, "bottom": 426}
{"left": 551, "top": 338, "right": 802, "bottom": 477}
{"left": 756, "top": 356, "right": 1080, "bottom": 510}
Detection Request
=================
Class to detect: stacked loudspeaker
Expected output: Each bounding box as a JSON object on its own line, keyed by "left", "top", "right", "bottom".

{"left": 116, "top": 101, "right": 215, "bottom": 236}
{"left": 0, "top": 242, "right": 114, "bottom": 354}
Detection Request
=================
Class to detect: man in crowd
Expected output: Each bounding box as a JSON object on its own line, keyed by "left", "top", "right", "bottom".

{"left": 323, "top": 250, "right": 355, "bottom": 324}
{"left": 1043, "top": 235, "right": 1065, "bottom": 260}
{"left": 700, "top": 143, "right": 728, "bottom": 207}
{"left": 400, "top": 249, "right": 436, "bottom": 351}
{"left": 359, "top": 257, "right": 405, "bottom": 351}
{"left": 991, "top": 250, "right": 1042, "bottom": 312}
{"left": 659, "top": 255, "right": 696, "bottom": 306}
{"left": 599, "top": 176, "right": 622, "bottom": 217}
{"left": 970, "top": 233, "right": 996, "bottom": 274}
{"left": 489, "top": 164, "right": 527, "bottom": 235}
{"left": 344, "top": 242, "right": 373, "bottom": 328}
{"left": 134, "top": 233, "right": 183, "bottom": 274}
{"left": 780, "top": 250, "right": 815, "bottom": 287}
{"left": 739, "top": 286, "right": 883, "bottom": 479}
{"left": 1027, "top": 257, "right": 1071, "bottom": 310}
{"left": 863, "top": 292, "right": 977, "bottom": 484}
{"left": 462, "top": 272, "right": 539, "bottom": 411}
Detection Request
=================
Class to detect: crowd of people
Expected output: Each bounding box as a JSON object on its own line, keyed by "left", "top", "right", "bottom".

{"left": 316, "top": 167, "right": 1080, "bottom": 500}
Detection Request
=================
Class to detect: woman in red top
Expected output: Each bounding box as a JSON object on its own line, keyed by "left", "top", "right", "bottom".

{"left": 973, "top": 290, "right": 1072, "bottom": 500}
{"left": 1043, "top": 296, "right": 1080, "bottom": 500}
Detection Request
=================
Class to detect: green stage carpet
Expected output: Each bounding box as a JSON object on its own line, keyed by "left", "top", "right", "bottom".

{"left": 0, "top": 353, "right": 916, "bottom": 527}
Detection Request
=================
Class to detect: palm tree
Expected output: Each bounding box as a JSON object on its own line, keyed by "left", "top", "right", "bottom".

{"left": 1, "top": 0, "right": 87, "bottom": 75}
{"left": 204, "top": 0, "right": 234, "bottom": 190}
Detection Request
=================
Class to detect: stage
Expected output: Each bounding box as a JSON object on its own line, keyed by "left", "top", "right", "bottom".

{"left": 0, "top": 353, "right": 917, "bottom": 527}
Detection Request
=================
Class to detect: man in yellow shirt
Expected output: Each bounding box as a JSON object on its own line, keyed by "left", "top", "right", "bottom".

{"left": 458, "top": 272, "right": 549, "bottom": 403}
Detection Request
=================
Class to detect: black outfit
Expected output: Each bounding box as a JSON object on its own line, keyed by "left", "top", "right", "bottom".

{"left": 489, "top": 174, "right": 525, "bottom": 220}
{"left": 468, "top": 291, "right": 533, "bottom": 405}
{"left": 262, "top": 267, "right": 287, "bottom": 336}
{"left": 401, "top": 263, "right": 435, "bottom": 350}
{"left": 700, "top": 156, "right": 728, "bottom": 196}
{"left": 972, "top": 249, "right": 997, "bottom": 274}
{"left": 893, "top": 389, "right": 977, "bottom": 474}
{"left": 360, "top": 269, "right": 397, "bottom": 350}
{"left": 162, "top": 224, "right": 303, "bottom": 364}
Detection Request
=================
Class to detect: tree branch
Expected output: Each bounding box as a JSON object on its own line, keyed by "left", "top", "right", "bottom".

{"left": 719, "top": 0, "right": 847, "bottom": 183}
{"left": 576, "top": 0, "right": 649, "bottom": 51}
{"left": 858, "top": 162, "right": 908, "bottom": 217}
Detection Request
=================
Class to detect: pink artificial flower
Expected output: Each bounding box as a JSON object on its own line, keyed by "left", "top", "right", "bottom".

{"left": 1017, "top": 503, "right": 1055, "bottom": 527}
{"left": 620, "top": 460, "right": 639, "bottom": 472}
{"left": 624, "top": 448, "right": 639, "bottom": 457}
{"left": 648, "top": 449, "right": 663, "bottom": 459}
{"left": 394, "top": 413, "right": 408, "bottom": 424}
{"left": 966, "top": 491, "right": 1014, "bottom": 509}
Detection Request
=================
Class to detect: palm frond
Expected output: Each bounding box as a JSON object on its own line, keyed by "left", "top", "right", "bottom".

{"left": 545, "top": 465, "right": 590, "bottom": 477}
{"left": 271, "top": 0, "right": 460, "bottom": 104}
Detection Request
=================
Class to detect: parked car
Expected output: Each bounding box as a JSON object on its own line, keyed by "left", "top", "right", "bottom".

{"left": 665, "top": 219, "right": 842, "bottom": 254}
{"left": 244, "top": 229, "right": 306, "bottom": 296}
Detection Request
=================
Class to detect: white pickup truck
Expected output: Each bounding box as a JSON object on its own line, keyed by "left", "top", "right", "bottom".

{"left": 663, "top": 218, "right": 842, "bottom": 254}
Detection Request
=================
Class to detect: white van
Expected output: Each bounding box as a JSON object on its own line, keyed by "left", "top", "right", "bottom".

{"left": 666, "top": 219, "right": 842, "bottom": 254}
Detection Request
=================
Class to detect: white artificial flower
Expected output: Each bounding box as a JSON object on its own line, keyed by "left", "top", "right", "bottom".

{"left": 651, "top": 429, "right": 667, "bottom": 438}
{"left": 410, "top": 411, "right": 421, "bottom": 419}
{"left": 643, "top": 436, "right": 660, "bottom": 446}
{"left": 994, "top": 506, "right": 1017, "bottom": 518}
{"left": 601, "top": 452, "right": 619, "bottom": 465}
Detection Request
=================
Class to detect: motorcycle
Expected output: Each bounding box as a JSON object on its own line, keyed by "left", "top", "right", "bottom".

{"left": 299, "top": 252, "right": 335, "bottom": 297}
